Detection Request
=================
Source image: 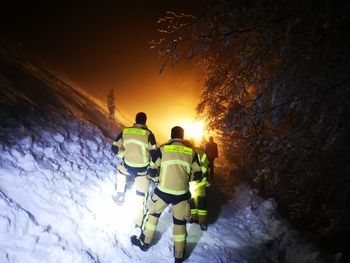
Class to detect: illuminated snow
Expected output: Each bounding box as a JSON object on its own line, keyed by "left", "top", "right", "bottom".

{"left": 0, "top": 52, "right": 340, "bottom": 262}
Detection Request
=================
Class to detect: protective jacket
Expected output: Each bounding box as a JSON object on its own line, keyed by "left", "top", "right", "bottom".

{"left": 112, "top": 123, "right": 157, "bottom": 172}
{"left": 111, "top": 123, "right": 157, "bottom": 227}
{"left": 139, "top": 138, "right": 202, "bottom": 260}
{"left": 195, "top": 147, "right": 209, "bottom": 175}
{"left": 189, "top": 147, "right": 209, "bottom": 226}
{"left": 190, "top": 147, "right": 209, "bottom": 196}
{"left": 153, "top": 138, "right": 202, "bottom": 196}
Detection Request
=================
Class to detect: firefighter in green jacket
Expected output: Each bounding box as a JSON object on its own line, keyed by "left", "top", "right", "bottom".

{"left": 111, "top": 112, "right": 157, "bottom": 231}
{"left": 189, "top": 146, "right": 209, "bottom": 230}
{"left": 131, "top": 126, "right": 202, "bottom": 263}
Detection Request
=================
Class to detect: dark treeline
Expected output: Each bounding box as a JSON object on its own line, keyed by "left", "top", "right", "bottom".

{"left": 152, "top": 0, "right": 350, "bottom": 257}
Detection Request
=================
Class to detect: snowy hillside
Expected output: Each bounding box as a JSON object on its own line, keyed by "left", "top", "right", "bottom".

{"left": 0, "top": 45, "right": 342, "bottom": 263}
{"left": 0, "top": 44, "right": 121, "bottom": 138}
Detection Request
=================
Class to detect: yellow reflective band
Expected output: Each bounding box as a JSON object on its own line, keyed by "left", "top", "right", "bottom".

{"left": 158, "top": 159, "right": 191, "bottom": 195}
{"left": 197, "top": 181, "right": 206, "bottom": 188}
{"left": 124, "top": 128, "right": 147, "bottom": 135}
{"left": 124, "top": 139, "right": 148, "bottom": 148}
{"left": 190, "top": 209, "right": 198, "bottom": 214}
{"left": 202, "top": 167, "right": 208, "bottom": 174}
{"left": 157, "top": 185, "right": 188, "bottom": 195}
{"left": 164, "top": 145, "right": 192, "bottom": 155}
{"left": 173, "top": 234, "right": 186, "bottom": 242}
{"left": 200, "top": 153, "right": 207, "bottom": 164}
{"left": 197, "top": 177, "right": 207, "bottom": 187}
{"left": 162, "top": 160, "right": 191, "bottom": 174}
{"left": 143, "top": 193, "right": 148, "bottom": 214}
{"left": 112, "top": 141, "right": 118, "bottom": 146}
{"left": 124, "top": 159, "right": 149, "bottom": 168}
{"left": 141, "top": 211, "right": 150, "bottom": 231}
{"left": 142, "top": 143, "right": 147, "bottom": 164}
{"left": 123, "top": 139, "right": 150, "bottom": 167}
{"left": 145, "top": 221, "right": 156, "bottom": 231}
{"left": 198, "top": 209, "right": 208, "bottom": 215}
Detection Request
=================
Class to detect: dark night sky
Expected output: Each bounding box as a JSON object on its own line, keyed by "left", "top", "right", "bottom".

{"left": 0, "top": 1, "right": 210, "bottom": 141}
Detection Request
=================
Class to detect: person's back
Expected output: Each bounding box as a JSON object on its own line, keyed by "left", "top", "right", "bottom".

{"left": 157, "top": 140, "right": 195, "bottom": 195}
{"left": 122, "top": 125, "right": 154, "bottom": 168}
{"left": 111, "top": 112, "right": 157, "bottom": 232}
{"left": 131, "top": 126, "right": 202, "bottom": 263}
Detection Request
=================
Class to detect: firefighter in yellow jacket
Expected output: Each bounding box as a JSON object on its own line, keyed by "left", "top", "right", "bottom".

{"left": 189, "top": 146, "right": 209, "bottom": 230}
{"left": 111, "top": 112, "right": 157, "bottom": 231}
{"left": 131, "top": 126, "right": 202, "bottom": 263}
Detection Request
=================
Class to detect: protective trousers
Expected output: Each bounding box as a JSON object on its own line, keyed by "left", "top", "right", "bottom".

{"left": 189, "top": 180, "right": 208, "bottom": 224}
{"left": 141, "top": 193, "right": 190, "bottom": 259}
{"left": 115, "top": 164, "right": 150, "bottom": 227}
{"left": 134, "top": 175, "right": 150, "bottom": 227}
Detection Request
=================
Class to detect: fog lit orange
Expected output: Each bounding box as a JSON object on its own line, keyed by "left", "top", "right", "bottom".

{"left": 183, "top": 121, "right": 205, "bottom": 144}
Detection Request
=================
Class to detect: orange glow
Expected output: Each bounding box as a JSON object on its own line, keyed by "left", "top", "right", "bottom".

{"left": 94, "top": 58, "right": 203, "bottom": 145}
{"left": 110, "top": 60, "right": 204, "bottom": 145}
{"left": 182, "top": 121, "right": 205, "bottom": 144}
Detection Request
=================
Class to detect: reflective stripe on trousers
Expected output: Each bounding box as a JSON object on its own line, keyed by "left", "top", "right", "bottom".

{"left": 141, "top": 193, "right": 189, "bottom": 259}
{"left": 134, "top": 176, "right": 151, "bottom": 227}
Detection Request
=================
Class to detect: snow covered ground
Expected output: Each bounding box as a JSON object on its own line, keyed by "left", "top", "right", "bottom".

{"left": 0, "top": 45, "right": 342, "bottom": 262}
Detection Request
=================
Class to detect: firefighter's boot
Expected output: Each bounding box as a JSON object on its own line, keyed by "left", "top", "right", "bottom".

{"left": 131, "top": 235, "right": 149, "bottom": 251}
{"left": 113, "top": 192, "right": 125, "bottom": 206}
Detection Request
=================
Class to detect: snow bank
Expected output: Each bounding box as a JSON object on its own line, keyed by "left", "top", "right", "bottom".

{"left": 0, "top": 111, "right": 118, "bottom": 262}
{"left": 223, "top": 186, "right": 342, "bottom": 263}
{"left": 0, "top": 44, "right": 341, "bottom": 263}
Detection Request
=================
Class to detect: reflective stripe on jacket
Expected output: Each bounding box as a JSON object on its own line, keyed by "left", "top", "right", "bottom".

{"left": 154, "top": 139, "right": 202, "bottom": 195}
{"left": 111, "top": 123, "right": 157, "bottom": 168}
{"left": 194, "top": 147, "right": 209, "bottom": 175}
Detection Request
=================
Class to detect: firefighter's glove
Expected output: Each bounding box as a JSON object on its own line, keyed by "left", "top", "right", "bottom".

{"left": 147, "top": 167, "right": 158, "bottom": 177}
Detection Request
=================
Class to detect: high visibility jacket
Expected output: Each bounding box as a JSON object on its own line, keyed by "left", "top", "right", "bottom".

{"left": 189, "top": 147, "right": 209, "bottom": 197}
{"left": 153, "top": 139, "right": 202, "bottom": 196}
{"left": 194, "top": 147, "right": 209, "bottom": 175}
{"left": 112, "top": 123, "right": 157, "bottom": 169}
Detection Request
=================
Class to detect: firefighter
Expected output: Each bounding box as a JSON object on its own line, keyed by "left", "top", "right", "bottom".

{"left": 111, "top": 112, "right": 157, "bottom": 232}
{"left": 131, "top": 126, "right": 202, "bottom": 263}
{"left": 188, "top": 144, "right": 209, "bottom": 230}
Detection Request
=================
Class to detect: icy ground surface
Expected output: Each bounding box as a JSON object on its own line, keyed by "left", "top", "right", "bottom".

{"left": 0, "top": 113, "right": 336, "bottom": 263}
{"left": 0, "top": 45, "right": 341, "bottom": 263}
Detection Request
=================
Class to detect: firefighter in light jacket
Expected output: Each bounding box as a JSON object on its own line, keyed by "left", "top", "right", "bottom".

{"left": 189, "top": 145, "right": 210, "bottom": 230}
{"left": 131, "top": 126, "right": 202, "bottom": 263}
{"left": 111, "top": 112, "right": 158, "bottom": 232}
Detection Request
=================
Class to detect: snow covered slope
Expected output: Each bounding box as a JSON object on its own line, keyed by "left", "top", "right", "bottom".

{"left": 0, "top": 45, "right": 342, "bottom": 263}
{"left": 0, "top": 44, "right": 121, "bottom": 139}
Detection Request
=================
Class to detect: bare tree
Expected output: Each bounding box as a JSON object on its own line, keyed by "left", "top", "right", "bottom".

{"left": 152, "top": 0, "right": 350, "bottom": 254}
